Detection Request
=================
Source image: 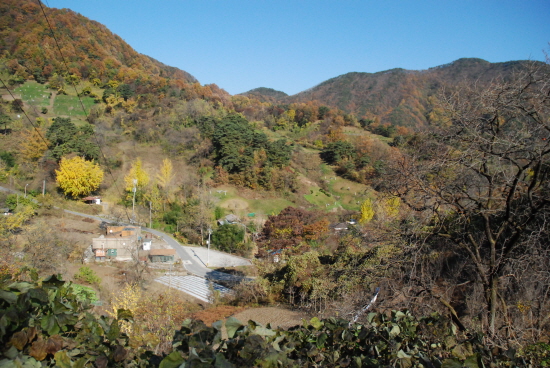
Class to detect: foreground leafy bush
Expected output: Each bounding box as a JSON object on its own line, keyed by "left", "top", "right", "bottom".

{"left": 1, "top": 273, "right": 548, "bottom": 367}
{"left": 162, "top": 311, "right": 545, "bottom": 367}
{"left": 0, "top": 271, "right": 159, "bottom": 367}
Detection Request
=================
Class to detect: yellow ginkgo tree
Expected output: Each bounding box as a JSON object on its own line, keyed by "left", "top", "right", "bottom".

{"left": 124, "top": 158, "right": 149, "bottom": 192}
{"left": 56, "top": 156, "right": 104, "bottom": 198}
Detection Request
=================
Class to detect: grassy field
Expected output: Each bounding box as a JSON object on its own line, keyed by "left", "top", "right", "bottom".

{"left": 14, "top": 81, "right": 50, "bottom": 107}
{"left": 12, "top": 81, "right": 98, "bottom": 119}
{"left": 343, "top": 126, "right": 394, "bottom": 144}
{"left": 326, "top": 176, "right": 370, "bottom": 211}
{"left": 213, "top": 186, "right": 294, "bottom": 219}
{"left": 53, "top": 95, "right": 95, "bottom": 117}
{"left": 303, "top": 187, "right": 339, "bottom": 210}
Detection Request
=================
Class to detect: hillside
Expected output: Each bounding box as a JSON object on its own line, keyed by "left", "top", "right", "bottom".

{"left": 298, "top": 58, "right": 549, "bottom": 127}
{"left": 239, "top": 87, "right": 288, "bottom": 103}
{"left": 1, "top": 1, "right": 550, "bottom": 357}
{"left": 246, "top": 58, "right": 544, "bottom": 128}
{"left": 0, "top": 0, "right": 197, "bottom": 89}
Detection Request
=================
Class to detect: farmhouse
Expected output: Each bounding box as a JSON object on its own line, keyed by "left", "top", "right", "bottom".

{"left": 92, "top": 225, "right": 141, "bottom": 261}
{"left": 149, "top": 248, "right": 176, "bottom": 263}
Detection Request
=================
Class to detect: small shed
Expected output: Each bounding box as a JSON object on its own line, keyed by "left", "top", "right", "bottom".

{"left": 142, "top": 240, "right": 152, "bottom": 251}
{"left": 83, "top": 196, "right": 101, "bottom": 205}
{"left": 149, "top": 249, "right": 176, "bottom": 263}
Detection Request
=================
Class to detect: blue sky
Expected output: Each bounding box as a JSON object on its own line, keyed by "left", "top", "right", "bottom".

{"left": 45, "top": 0, "right": 549, "bottom": 96}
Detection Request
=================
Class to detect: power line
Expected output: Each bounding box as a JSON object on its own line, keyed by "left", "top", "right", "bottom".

{"left": 0, "top": 77, "right": 50, "bottom": 148}
{"left": 0, "top": 1, "right": 133, "bottom": 223}
{"left": 0, "top": 76, "right": 80, "bottom": 199}
{"left": 36, "top": 0, "right": 132, "bottom": 223}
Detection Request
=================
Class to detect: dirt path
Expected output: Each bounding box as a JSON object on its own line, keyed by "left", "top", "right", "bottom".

{"left": 232, "top": 306, "right": 310, "bottom": 329}
{"left": 48, "top": 90, "right": 57, "bottom": 111}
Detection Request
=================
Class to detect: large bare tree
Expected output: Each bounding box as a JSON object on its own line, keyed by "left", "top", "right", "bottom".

{"left": 382, "top": 62, "right": 550, "bottom": 336}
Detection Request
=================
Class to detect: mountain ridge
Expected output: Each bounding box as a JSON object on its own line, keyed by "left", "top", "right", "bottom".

{"left": 242, "top": 58, "right": 544, "bottom": 127}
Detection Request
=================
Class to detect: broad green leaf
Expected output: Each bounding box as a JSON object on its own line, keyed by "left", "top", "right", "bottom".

{"left": 367, "top": 312, "right": 377, "bottom": 324}
{"left": 73, "top": 357, "right": 89, "bottom": 368}
{"left": 3, "top": 346, "right": 18, "bottom": 359}
{"left": 253, "top": 326, "right": 276, "bottom": 337}
{"left": 389, "top": 324, "right": 401, "bottom": 337}
{"left": 41, "top": 315, "right": 60, "bottom": 336}
{"left": 317, "top": 333, "right": 328, "bottom": 347}
{"left": 106, "top": 319, "right": 120, "bottom": 342}
{"left": 214, "top": 353, "right": 235, "bottom": 368}
{"left": 0, "top": 358, "right": 16, "bottom": 367}
{"left": 53, "top": 351, "right": 72, "bottom": 368}
{"left": 225, "top": 317, "right": 244, "bottom": 339}
{"left": 28, "top": 288, "right": 48, "bottom": 302}
{"left": 42, "top": 274, "right": 65, "bottom": 287}
{"left": 394, "top": 311, "right": 406, "bottom": 320}
{"left": 159, "top": 350, "right": 184, "bottom": 368}
{"left": 7, "top": 282, "right": 33, "bottom": 293}
{"left": 212, "top": 320, "right": 223, "bottom": 331}
{"left": 212, "top": 320, "right": 223, "bottom": 345}
{"left": 0, "top": 290, "right": 17, "bottom": 304}
{"left": 309, "top": 317, "right": 323, "bottom": 330}
{"left": 0, "top": 356, "right": 41, "bottom": 368}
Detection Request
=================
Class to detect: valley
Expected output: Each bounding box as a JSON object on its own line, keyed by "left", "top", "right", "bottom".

{"left": 0, "top": 1, "right": 549, "bottom": 366}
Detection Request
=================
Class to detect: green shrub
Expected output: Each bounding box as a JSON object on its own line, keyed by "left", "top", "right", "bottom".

{"left": 6, "top": 194, "right": 37, "bottom": 211}
{"left": 73, "top": 266, "right": 101, "bottom": 285}
{"left": 69, "top": 283, "right": 98, "bottom": 303}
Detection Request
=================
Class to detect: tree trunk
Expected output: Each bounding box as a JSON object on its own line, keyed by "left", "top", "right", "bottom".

{"left": 489, "top": 274, "right": 498, "bottom": 336}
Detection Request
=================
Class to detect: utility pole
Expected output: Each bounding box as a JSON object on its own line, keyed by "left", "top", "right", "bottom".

{"left": 207, "top": 228, "right": 212, "bottom": 267}
{"left": 42, "top": 179, "right": 45, "bottom": 196}
{"left": 132, "top": 179, "right": 137, "bottom": 223}
{"left": 149, "top": 201, "right": 152, "bottom": 228}
{"left": 24, "top": 183, "right": 28, "bottom": 198}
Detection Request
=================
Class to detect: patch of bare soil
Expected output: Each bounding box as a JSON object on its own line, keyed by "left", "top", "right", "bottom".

{"left": 231, "top": 306, "right": 310, "bottom": 329}
{"left": 221, "top": 198, "right": 249, "bottom": 210}
{"left": 192, "top": 305, "right": 246, "bottom": 326}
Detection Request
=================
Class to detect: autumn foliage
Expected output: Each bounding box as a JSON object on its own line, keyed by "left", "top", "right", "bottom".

{"left": 55, "top": 156, "right": 103, "bottom": 198}
{"left": 256, "top": 207, "right": 329, "bottom": 256}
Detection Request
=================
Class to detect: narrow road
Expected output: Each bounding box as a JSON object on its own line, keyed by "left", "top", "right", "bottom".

{"left": 1, "top": 185, "right": 251, "bottom": 285}
{"left": 143, "top": 226, "right": 251, "bottom": 284}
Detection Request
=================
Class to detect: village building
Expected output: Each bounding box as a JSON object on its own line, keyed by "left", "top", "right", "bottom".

{"left": 82, "top": 196, "right": 102, "bottom": 205}
{"left": 149, "top": 249, "right": 176, "bottom": 263}
{"left": 91, "top": 225, "right": 141, "bottom": 261}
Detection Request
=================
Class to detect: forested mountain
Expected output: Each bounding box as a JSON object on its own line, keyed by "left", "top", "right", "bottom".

{"left": 246, "top": 58, "right": 544, "bottom": 128}
{"left": 0, "top": 0, "right": 197, "bottom": 91}
{"left": 4, "top": 0, "right": 544, "bottom": 130}
{"left": 239, "top": 87, "right": 288, "bottom": 103}
{"left": 2, "top": 2, "right": 550, "bottom": 364}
